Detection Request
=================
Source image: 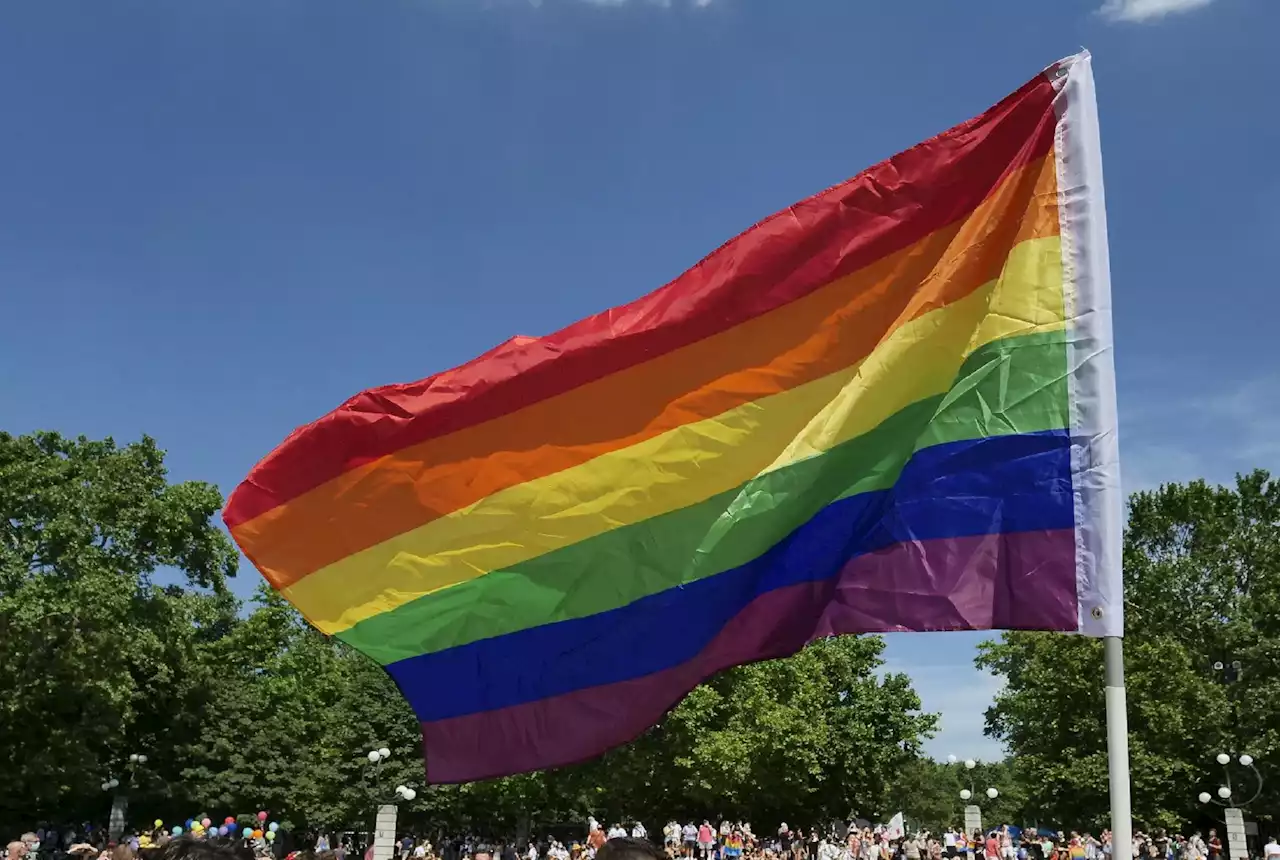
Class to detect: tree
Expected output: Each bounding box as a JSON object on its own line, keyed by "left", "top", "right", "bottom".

{"left": 546, "top": 635, "right": 937, "bottom": 831}
{"left": 0, "top": 431, "right": 238, "bottom": 830}
{"left": 180, "top": 586, "right": 426, "bottom": 830}
{"left": 0, "top": 429, "right": 942, "bottom": 836}
{"left": 976, "top": 471, "right": 1280, "bottom": 831}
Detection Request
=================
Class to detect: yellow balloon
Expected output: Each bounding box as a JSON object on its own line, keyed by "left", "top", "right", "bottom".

{"left": 154, "top": 820, "right": 163, "bottom": 829}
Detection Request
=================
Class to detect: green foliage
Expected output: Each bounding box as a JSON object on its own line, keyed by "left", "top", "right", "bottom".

{"left": 0, "top": 431, "right": 239, "bottom": 829}
{"left": 977, "top": 471, "right": 1280, "bottom": 831}
{"left": 0, "top": 430, "right": 939, "bottom": 835}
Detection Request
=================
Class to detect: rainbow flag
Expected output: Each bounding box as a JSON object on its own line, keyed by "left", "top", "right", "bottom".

{"left": 224, "top": 51, "right": 1121, "bottom": 784}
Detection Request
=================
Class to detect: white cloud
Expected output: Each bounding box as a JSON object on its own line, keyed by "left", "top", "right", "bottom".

{"left": 1119, "top": 373, "right": 1280, "bottom": 492}
{"left": 1098, "top": 0, "right": 1216, "bottom": 23}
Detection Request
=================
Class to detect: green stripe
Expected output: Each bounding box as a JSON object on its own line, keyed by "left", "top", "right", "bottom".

{"left": 339, "top": 330, "right": 1069, "bottom": 665}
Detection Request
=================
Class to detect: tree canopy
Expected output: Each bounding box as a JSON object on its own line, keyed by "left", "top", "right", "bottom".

{"left": 0, "top": 430, "right": 939, "bottom": 836}
{"left": 977, "top": 471, "right": 1280, "bottom": 832}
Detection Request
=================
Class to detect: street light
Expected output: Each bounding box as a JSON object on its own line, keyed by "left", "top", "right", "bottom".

{"left": 1196, "top": 754, "right": 1263, "bottom": 809}
{"left": 952, "top": 758, "right": 997, "bottom": 807}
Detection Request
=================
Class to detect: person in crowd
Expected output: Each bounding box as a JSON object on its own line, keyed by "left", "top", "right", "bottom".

{"left": 1262, "top": 836, "right": 1279, "bottom": 860}
{"left": 682, "top": 827, "right": 698, "bottom": 860}
{"left": 664, "top": 826, "right": 680, "bottom": 854}
{"left": 630, "top": 825, "right": 646, "bottom": 843}
{"left": 597, "top": 839, "right": 668, "bottom": 860}
{"left": 697, "top": 827, "right": 713, "bottom": 860}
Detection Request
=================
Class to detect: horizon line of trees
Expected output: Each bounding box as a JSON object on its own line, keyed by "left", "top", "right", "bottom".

{"left": 4, "top": 429, "right": 1278, "bottom": 838}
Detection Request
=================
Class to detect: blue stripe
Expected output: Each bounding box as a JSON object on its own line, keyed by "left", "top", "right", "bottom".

{"left": 388, "top": 430, "right": 1074, "bottom": 721}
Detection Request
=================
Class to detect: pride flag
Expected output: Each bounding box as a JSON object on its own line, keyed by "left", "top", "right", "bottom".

{"left": 224, "top": 51, "right": 1121, "bottom": 784}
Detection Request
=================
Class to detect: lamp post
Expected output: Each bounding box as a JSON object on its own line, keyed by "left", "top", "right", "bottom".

{"left": 1196, "top": 753, "right": 1262, "bottom": 860}
{"left": 104, "top": 753, "right": 149, "bottom": 841}
{"left": 950, "top": 757, "right": 997, "bottom": 836}
{"left": 367, "top": 748, "right": 416, "bottom": 860}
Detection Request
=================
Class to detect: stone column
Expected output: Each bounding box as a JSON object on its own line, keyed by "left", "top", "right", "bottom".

{"left": 373, "top": 804, "right": 399, "bottom": 860}
{"left": 1224, "top": 807, "right": 1247, "bottom": 860}
{"left": 963, "top": 806, "right": 982, "bottom": 838}
{"left": 109, "top": 794, "right": 129, "bottom": 842}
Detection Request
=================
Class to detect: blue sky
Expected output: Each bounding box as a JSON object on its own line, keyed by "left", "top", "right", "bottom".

{"left": 3, "top": 0, "right": 1276, "bottom": 763}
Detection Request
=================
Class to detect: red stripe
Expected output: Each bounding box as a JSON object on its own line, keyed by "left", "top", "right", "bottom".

{"left": 224, "top": 71, "right": 1058, "bottom": 529}
{"left": 417, "top": 528, "right": 1078, "bottom": 783}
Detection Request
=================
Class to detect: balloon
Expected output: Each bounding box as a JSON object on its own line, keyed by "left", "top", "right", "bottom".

{"left": 227, "top": 824, "right": 238, "bottom": 832}
{"left": 172, "top": 828, "right": 183, "bottom": 836}
{"left": 154, "top": 821, "right": 163, "bottom": 829}
{"left": 266, "top": 833, "right": 276, "bottom": 842}
{"left": 218, "top": 828, "right": 228, "bottom": 837}
{"left": 225, "top": 818, "right": 235, "bottom": 826}
{"left": 202, "top": 819, "right": 212, "bottom": 828}
{"left": 268, "top": 823, "right": 279, "bottom": 833}
{"left": 257, "top": 812, "right": 268, "bottom": 822}
{"left": 254, "top": 831, "right": 264, "bottom": 840}
{"left": 187, "top": 820, "right": 194, "bottom": 829}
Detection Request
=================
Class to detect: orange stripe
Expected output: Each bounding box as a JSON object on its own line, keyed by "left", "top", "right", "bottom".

{"left": 234, "top": 152, "right": 1060, "bottom": 588}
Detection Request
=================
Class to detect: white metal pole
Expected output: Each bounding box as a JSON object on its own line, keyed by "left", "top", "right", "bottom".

{"left": 1104, "top": 636, "right": 1132, "bottom": 860}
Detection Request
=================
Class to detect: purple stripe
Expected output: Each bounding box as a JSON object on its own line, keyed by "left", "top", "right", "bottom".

{"left": 421, "top": 528, "right": 1078, "bottom": 783}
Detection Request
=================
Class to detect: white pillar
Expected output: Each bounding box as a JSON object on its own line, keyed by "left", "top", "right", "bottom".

{"left": 1104, "top": 637, "right": 1132, "bottom": 860}
{"left": 964, "top": 806, "right": 982, "bottom": 837}
{"left": 373, "top": 804, "right": 399, "bottom": 860}
{"left": 109, "top": 794, "right": 129, "bottom": 842}
{"left": 1224, "top": 808, "right": 1247, "bottom": 860}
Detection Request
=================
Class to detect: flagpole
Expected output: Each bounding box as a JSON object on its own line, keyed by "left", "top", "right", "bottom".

{"left": 1104, "top": 636, "right": 1132, "bottom": 860}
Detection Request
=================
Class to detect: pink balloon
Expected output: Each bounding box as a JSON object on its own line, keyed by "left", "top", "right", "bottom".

{"left": 257, "top": 812, "right": 268, "bottom": 822}
{"left": 202, "top": 819, "right": 211, "bottom": 828}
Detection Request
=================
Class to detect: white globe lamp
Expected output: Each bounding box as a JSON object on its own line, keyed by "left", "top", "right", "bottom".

{"left": 1218, "top": 786, "right": 1232, "bottom": 799}
{"left": 986, "top": 788, "right": 999, "bottom": 799}
{"left": 959, "top": 789, "right": 971, "bottom": 801}
{"left": 1240, "top": 754, "right": 1254, "bottom": 767}
{"left": 1217, "top": 753, "right": 1231, "bottom": 766}
{"left": 1198, "top": 792, "right": 1211, "bottom": 804}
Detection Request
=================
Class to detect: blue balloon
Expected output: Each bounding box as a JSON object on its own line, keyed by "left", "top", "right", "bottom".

{"left": 186, "top": 821, "right": 194, "bottom": 830}
{"left": 268, "top": 823, "right": 279, "bottom": 833}
{"left": 218, "top": 827, "right": 228, "bottom": 837}
{"left": 172, "top": 827, "right": 183, "bottom": 836}
{"left": 227, "top": 824, "right": 238, "bottom": 832}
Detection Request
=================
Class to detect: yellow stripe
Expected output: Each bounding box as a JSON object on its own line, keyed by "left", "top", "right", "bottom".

{"left": 286, "top": 235, "right": 1066, "bottom": 634}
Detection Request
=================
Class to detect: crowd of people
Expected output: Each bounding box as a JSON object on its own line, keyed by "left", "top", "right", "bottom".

{"left": 8, "top": 819, "right": 1280, "bottom": 860}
